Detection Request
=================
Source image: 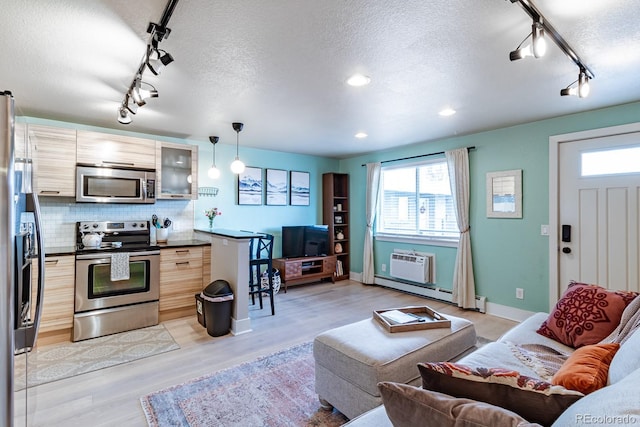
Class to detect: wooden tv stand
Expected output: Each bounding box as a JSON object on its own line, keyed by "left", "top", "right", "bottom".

{"left": 273, "top": 255, "right": 337, "bottom": 292}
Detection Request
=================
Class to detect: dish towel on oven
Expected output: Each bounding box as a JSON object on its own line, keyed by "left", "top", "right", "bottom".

{"left": 110, "top": 252, "right": 130, "bottom": 281}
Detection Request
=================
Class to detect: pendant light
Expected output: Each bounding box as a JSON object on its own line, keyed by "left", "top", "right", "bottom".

{"left": 230, "top": 122, "right": 246, "bottom": 174}
{"left": 207, "top": 136, "right": 221, "bottom": 179}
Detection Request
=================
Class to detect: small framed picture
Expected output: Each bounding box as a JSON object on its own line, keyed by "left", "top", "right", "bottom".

{"left": 238, "top": 167, "right": 263, "bottom": 205}
{"left": 266, "top": 169, "right": 288, "bottom": 205}
{"left": 335, "top": 216, "right": 343, "bottom": 224}
{"left": 290, "top": 171, "right": 310, "bottom": 206}
{"left": 486, "top": 169, "right": 522, "bottom": 218}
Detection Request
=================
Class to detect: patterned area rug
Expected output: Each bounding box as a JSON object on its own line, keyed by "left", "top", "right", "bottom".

{"left": 140, "top": 341, "right": 349, "bottom": 427}
{"left": 14, "top": 324, "right": 179, "bottom": 391}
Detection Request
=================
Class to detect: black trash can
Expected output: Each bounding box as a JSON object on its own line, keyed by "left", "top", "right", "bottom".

{"left": 200, "top": 280, "right": 234, "bottom": 337}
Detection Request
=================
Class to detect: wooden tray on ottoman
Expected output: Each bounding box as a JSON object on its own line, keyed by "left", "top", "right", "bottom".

{"left": 373, "top": 306, "right": 451, "bottom": 333}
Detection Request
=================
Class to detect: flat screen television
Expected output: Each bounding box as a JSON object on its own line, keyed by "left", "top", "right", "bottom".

{"left": 282, "top": 225, "right": 329, "bottom": 258}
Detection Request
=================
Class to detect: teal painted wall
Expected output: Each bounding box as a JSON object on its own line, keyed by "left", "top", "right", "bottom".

{"left": 194, "top": 144, "right": 339, "bottom": 257}
{"left": 340, "top": 101, "right": 640, "bottom": 312}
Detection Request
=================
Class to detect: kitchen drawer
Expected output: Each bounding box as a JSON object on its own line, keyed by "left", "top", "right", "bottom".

{"left": 31, "top": 255, "right": 75, "bottom": 333}
{"left": 159, "top": 247, "right": 204, "bottom": 314}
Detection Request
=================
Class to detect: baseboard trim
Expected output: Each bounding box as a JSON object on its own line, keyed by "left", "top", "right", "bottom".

{"left": 484, "top": 302, "right": 535, "bottom": 322}
{"left": 353, "top": 273, "right": 536, "bottom": 322}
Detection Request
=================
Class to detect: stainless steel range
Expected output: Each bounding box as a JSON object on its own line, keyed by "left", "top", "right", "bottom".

{"left": 73, "top": 220, "right": 160, "bottom": 341}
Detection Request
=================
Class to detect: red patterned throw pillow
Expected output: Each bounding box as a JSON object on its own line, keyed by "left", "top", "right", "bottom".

{"left": 537, "top": 282, "right": 638, "bottom": 348}
{"left": 418, "top": 362, "right": 583, "bottom": 426}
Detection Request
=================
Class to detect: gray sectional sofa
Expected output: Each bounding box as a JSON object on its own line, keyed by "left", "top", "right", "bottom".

{"left": 345, "top": 292, "right": 640, "bottom": 426}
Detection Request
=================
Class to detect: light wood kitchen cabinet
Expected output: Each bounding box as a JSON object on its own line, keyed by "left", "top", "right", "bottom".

{"left": 159, "top": 246, "right": 204, "bottom": 320}
{"left": 77, "top": 130, "right": 156, "bottom": 170}
{"left": 28, "top": 125, "right": 77, "bottom": 197}
{"left": 202, "top": 245, "right": 211, "bottom": 287}
{"left": 31, "top": 255, "right": 75, "bottom": 343}
{"left": 155, "top": 140, "right": 198, "bottom": 200}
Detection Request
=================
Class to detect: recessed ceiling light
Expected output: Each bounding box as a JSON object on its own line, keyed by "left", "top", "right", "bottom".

{"left": 347, "top": 74, "right": 371, "bottom": 87}
{"left": 439, "top": 108, "right": 456, "bottom": 117}
{"left": 355, "top": 132, "right": 368, "bottom": 139}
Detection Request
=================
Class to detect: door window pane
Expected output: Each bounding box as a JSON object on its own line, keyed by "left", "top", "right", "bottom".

{"left": 582, "top": 146, "right": 640, "bottom": 176}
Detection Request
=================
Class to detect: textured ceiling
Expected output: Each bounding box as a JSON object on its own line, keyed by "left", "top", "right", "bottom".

{"left": 1, "top": 0, "right": 639, "bottom": 158}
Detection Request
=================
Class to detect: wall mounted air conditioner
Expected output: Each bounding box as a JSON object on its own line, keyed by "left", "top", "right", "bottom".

{"left": 389, "top": 251, "right": 435, "bottom": 284}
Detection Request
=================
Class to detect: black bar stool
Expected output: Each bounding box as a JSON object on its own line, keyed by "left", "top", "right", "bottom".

{"left": 248, "top": 233, "right": 275, "bottom": 315}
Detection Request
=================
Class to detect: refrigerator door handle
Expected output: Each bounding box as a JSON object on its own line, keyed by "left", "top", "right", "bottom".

{"left": 26, "top": 191, "right": 45, "bottom": 349}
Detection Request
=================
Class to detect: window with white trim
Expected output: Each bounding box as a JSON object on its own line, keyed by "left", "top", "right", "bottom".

{"left": 376, "top": 159, "right": 459, "bottom": 242}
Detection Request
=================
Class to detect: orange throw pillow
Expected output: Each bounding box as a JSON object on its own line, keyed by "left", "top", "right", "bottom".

{"left": 551, "top": 343, "right": 620, "bottom": 394}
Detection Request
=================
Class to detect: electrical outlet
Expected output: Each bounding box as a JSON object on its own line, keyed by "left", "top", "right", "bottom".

{"left": 541, "top": 225, "right": 549, "bottom": 236}
{"left": 381, "top": 263, "right": 387, "bottom": 272}
{"left": 516, "top": 288, "right": 524, "bottom": 300}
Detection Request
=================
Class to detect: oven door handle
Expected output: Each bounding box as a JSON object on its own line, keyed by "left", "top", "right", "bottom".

{"left": 75, "top": 249, "right": 160, "bottom": 260}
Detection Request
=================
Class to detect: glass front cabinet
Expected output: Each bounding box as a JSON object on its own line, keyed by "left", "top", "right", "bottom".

{"left": 156, "top": 141, "right": 198, "bottom": 199}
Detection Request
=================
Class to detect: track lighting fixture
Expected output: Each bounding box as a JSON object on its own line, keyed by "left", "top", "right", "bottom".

{"left": 146, "top": 47, "right": 174, "bottom": 76}
{"left": 230, "top": 122, "right": 246, "bottom": 174}
{"left": 560, "top": 68, "right": 591, "bottom": 98}
{"left": 117, "top": 104, "right": 132, "bottom": 124}
{"left": 208, "top": 136, "right": 221, "bottom": 179}
{"left": 508, "top": 0, "right": 595, "bottom": 99}
{"left": 116, "top": 0, "right": 178, "bottom": 125}
{"left": 130, "top": 77, "right": 159, "bottom": 106}
{"left": 509, "top": 19, "right": 546, "bottom": 61}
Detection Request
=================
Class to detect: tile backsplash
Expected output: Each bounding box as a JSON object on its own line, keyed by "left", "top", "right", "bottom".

{"left": 40, "top": 198, "right": 195, "bottom": 249}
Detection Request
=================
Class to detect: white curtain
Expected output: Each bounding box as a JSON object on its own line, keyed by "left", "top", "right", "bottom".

{"left": 363, "top": 162, "right": 381, "bottom": 284}
{"left": 446, "top": 148, "right": 476, "bottom": 309}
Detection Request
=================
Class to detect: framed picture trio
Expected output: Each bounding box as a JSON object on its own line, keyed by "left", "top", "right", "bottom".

{"left": 238, "top": 168, "right": 310, "bottom": 206}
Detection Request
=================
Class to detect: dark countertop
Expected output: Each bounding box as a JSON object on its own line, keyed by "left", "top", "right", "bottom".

{"left": 156, "top": 239, "right": 210, "bottom": 248}
{"left": 43, "top": 239, "right": 210, "bottom": 257}
{"left": 193, "top": 228, "right": 262, "bottom": 239}
{"left": 44, "top": 246, "right": 77, "bottom": 257}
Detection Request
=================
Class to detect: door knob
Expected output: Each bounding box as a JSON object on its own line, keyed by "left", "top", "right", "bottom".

{"left": 562, "top": 247, "right": 572, "bottom": 254}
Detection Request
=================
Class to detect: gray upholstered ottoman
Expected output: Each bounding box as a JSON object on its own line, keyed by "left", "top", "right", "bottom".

{"left": 313, "top": 315, "right": 476, "bottom": 420}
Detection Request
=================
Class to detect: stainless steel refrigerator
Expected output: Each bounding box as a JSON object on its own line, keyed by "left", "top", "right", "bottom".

{"left": 1, "top": 91, "right": 45, "bottom": 426}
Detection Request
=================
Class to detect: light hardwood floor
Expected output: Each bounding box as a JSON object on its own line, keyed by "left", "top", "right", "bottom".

{"left": 22, "top": 280, "right": 517, "bottom": 426}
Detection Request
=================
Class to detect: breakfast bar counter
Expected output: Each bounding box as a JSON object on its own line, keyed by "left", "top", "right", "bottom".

{"left": 194, "top": 228, "right": 262, "bottom": 335}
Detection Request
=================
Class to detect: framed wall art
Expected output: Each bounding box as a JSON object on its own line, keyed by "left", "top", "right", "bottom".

{"left": 290, "top": 170, "right": 310, "bottom": 206}
{"left": 238, "top": 166, "right": 263, "bottom": 205}
{"left": 266, "top": 168, "right": 288, "bottom": 205}
{"left": 486, "top": 169, "right": 522, "bottom": 218}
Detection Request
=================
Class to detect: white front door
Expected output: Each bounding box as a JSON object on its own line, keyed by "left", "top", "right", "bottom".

{"left": 558, "top": 131, "right": 640, "bottom": 296}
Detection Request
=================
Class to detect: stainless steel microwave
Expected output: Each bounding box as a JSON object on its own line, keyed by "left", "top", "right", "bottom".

{"left": 76, "top": 165, "right": 156, "bottom": 204}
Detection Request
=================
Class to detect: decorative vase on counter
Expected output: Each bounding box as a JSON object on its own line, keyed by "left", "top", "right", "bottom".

{"left": 208, "top": 218, "right": 214, "bottom": 229}
{"left": 156, "top": 228, "right": 169, "bottom": 243}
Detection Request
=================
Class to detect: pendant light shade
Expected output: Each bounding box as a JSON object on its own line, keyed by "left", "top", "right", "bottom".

{"left": 207, "top": 136, "right": 220, "bottom": 179}
{"left": 231, "top": 122, "right": 245, "bottom": 174}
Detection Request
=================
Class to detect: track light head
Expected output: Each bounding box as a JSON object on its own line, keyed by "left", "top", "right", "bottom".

{"left": 117, "top": 105, "right": 132, "bottom": 124}
{"left": 146, "top": 48, "right": 174, "bottom": 75}
{"left": 531, "top": 22, "right": 546, "bottom": 58}
{"left": 509, "top": 20, "right": 546, "bottom": 61}
{"left": 131, "top": 77, "right": 158, "bottom": 106}
{"left": 560, "top": 69, "right": 591, "bottom": 98}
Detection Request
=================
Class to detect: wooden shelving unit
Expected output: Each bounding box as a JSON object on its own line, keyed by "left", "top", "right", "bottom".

{"left": 323, "top": 173, "right": 350, "bottom": 281}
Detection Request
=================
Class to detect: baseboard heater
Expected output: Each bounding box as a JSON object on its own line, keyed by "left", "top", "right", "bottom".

{"left": 374, "top": 275, "right": 487, "bottom": 313}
